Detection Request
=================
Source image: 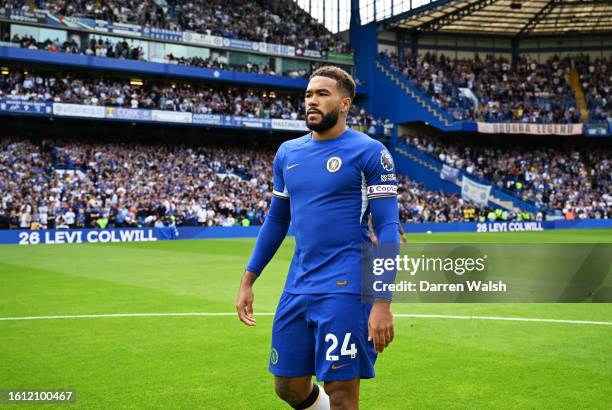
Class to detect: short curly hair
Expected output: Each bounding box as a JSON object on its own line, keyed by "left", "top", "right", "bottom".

{"left": 309, "top": 66, "right": 356, "bottom": 100}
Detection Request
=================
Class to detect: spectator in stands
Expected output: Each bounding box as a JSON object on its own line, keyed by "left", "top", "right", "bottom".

{"left": 402, "top": 134, "right": 611, "bottom": 218}
{"left": 14, "top": 0, "right": 351, "bottom": 53}
{"left": 382, "top": 51, "right": 584, "bottom": 124}
{"left": 1, "top": 136, "right": 540, "bottom": 230}
{"left": 576, "top": 55, "right": 611, "bottom": 123}
{"left": 0, "top": 69, "right": 386, "bottom": 129}
{"left": 10, "top": 31, "right": 328, "bottom": 79}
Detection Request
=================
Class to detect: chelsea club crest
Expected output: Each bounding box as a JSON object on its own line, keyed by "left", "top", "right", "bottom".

{"left": 326, "top": 156, "right": 342, "bottom": 173}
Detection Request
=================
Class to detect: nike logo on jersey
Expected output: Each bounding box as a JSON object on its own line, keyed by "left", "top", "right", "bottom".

{"left": 286, "top": 163, "right": 300, "bottom": 170}
{"left": 331, "top": 363, "right": 351, "bottom": 370}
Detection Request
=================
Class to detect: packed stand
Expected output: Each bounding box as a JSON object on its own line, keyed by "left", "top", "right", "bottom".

{"left": 7, "top": 34, "right": 316, "bottom": 78}
{"left": 164, "top": 55, "right": 326, "bottom": 79}
{"left": 382, "top": 51, "right": 580, "bottom": 124}
{"left": 0, "top": 70, "right": 389, "bottom": 129}
{"left": 348, "top": 106, "right": 393, "bottom": 138}
{"left": 575, "top": 55, "right": 611, "bottom": 123}
{"left": 0, "top": 138, "right": 273, "bottom": 229}
{"left": 397, "top": 175, "right": 537, "bottom": 223}
{"left": 165, "top": 54, "right": 277, "bottom": 76}
{"left": 0, "top": 137, "right": 522, "bottom": 230}
{"left": 5, "top": 0, "right": 351, "bottom": 53}
{"left": 402, "top": 134, "right": 611, "bottom": 219}
{"left": 0, "top": 70, "right": 307, "bottom": 119}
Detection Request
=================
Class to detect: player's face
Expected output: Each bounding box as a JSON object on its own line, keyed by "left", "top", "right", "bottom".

{"left": 305, "top": 76, "right": 345, "bottom": 133}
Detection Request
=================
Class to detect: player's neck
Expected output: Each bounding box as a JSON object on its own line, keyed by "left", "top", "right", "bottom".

{"left": 312, "top": 122, "right": 348, "bottom": 141}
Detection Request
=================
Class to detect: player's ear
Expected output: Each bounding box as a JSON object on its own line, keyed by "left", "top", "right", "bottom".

{"left": 340, "top": 96, "right": 351, "bottom": 114}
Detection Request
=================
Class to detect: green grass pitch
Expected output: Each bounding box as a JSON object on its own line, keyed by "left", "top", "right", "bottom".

{"left": 1, "top": 229, "right": 611, "bottom": 409}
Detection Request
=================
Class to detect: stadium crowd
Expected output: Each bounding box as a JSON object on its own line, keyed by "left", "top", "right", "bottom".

{"left": 0, "top": 139, "right": 273, "bottom": 229}
{"left": 1, "top": 137, "right": 526, "bottom": 230}
{"left": 0, "top": 70, "right": 387, "bottom": 130}
{"left": 6, "top": 0, "right": 351, "bottom": 53}
{"left": 11, "top": 34, "right": 143, "bottom": 60}
{"left": 383, "top": 51, "right": 583, "bottom": 124}
{"left": 402, "top": 135, "right": 611, "bottom": 219}
{"left": 165, "top": 54, "right": 277, "bottom": 77}
{"left": 0, "top": 70, "right": 306, "bottom": 119}
{"left": 396, "top": 174, "right": 539, "bottom": 223}
{"left": 575, "top": 55, "right": 611, "bottom": 123}
{"left": 8, "top": 34, "right": 320, "bottom": 79}
{"left": 163, "top": 55, "right": 325, "bottom": 80}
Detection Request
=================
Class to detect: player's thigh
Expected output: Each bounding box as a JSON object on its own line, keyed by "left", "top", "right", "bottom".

{"left": 269, "top": 292, "right": 316, "bottom": 377}
{"left": 311, "top": 294, "right": 376, "bottom": 382}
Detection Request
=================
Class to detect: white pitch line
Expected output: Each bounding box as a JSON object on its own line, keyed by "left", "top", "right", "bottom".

{"left": 0, "top": 312, "right": 611, "bottom": 326}
{"left": 394, "top": 314, "right": 612, "bottom": 326}
{"left": 0, "top": 312, "right": 274, "bottom": 321}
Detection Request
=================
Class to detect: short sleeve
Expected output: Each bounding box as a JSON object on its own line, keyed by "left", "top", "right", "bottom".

{"left": 272, "top": 144, "right": 289, "bottom": 200}
{"left": 363, "top": 142, "right": 398, "bottom": 200}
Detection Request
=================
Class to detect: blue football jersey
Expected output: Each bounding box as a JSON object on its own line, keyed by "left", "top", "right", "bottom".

{"left": 272, "top": 127, "right": 398, "bottom": 295}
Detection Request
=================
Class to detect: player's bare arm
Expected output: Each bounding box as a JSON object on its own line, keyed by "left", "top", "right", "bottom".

{"left": 368, "top": 300, "right": 394, "bottom": 353}
{"left": 236, "top": 270, "right": 258, "bottom": 326}
{"left": 399, "top": 223, "right": 408, "bottom": 244}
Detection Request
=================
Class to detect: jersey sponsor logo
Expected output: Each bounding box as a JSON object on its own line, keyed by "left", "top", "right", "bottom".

{"left": 380, "top": 150, "right": 394, "bottom": 172}
{"left": 326, "top": 156, "right": 342, "bottom": 173}
{"left": 270, "top": 348, "right": 279, "bottom": 365}
{"left": 286, "top": 163, "right": 300, "bottom": 170}
{"left": 381, "top": 173, "right": 396, "bottom": 182}
{"left": 367, "top": 184, "right": 398, "bottom": 197}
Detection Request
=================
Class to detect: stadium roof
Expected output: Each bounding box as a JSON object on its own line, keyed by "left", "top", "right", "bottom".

{"left": 382, "top": 0, "right": 612, "bottom": 36}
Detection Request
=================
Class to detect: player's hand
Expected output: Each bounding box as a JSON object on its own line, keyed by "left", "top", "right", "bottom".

{"left": 368, "top": 299, "right": 394, "bottom": 353}
{"left": 400, "top": 233, "right": 408, "bottom": 244}
{"left": 236, "top": 270, "right": 258, "bottom": 326}
{"left": 370, "top": 233, "right": 379, "bottom": 246}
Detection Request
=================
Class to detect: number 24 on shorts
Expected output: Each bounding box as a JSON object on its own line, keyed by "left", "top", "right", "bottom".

{"left": 325, "top": 332, "right": 357, "bottom": 361}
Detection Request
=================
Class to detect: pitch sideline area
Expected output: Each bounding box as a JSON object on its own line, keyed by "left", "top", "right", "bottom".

{"left": 1, "top": 229, "right": 611, "bottom": 408}
{"left": 1, "top": 312, "right": 612, "bottom": 326}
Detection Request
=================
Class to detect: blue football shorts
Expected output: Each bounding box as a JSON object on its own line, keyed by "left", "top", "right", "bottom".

{"left": 269, "top": 292, "right": 377, "bottom": 382}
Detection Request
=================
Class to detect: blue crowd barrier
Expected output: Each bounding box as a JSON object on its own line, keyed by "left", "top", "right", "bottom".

{"left": 401, "top": 219, "right": 612, "bottom": 233}
{"left": 1, "top": 219, "right": 609, "bottom": 245}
